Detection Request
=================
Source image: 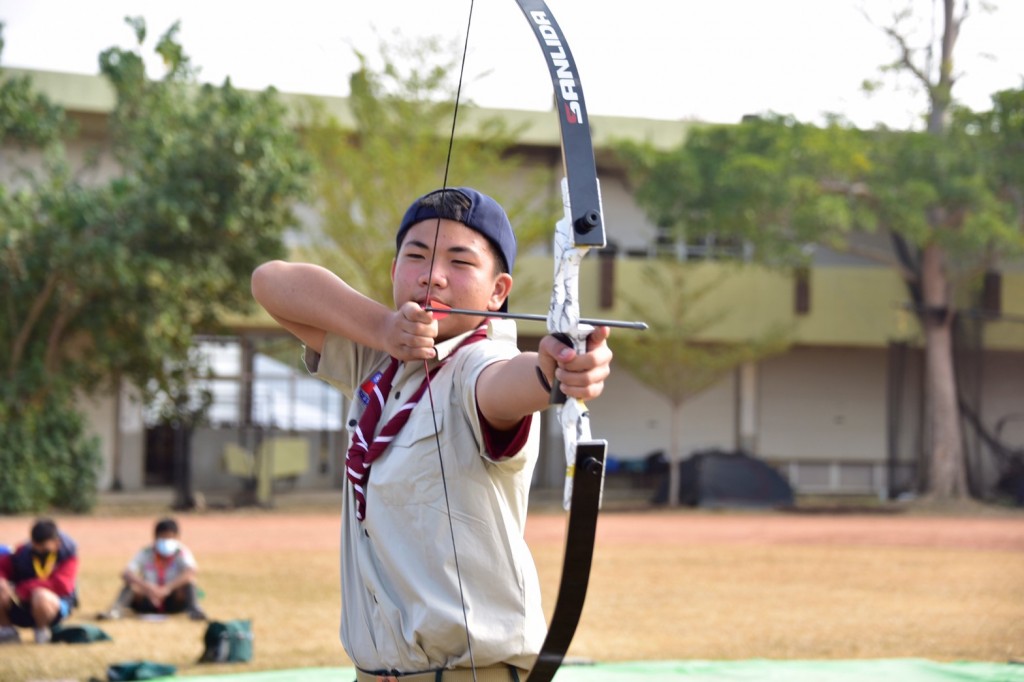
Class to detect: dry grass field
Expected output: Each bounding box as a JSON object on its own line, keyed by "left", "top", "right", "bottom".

{"left": 1, "top": 501, "right": 1022, "bottom": 682}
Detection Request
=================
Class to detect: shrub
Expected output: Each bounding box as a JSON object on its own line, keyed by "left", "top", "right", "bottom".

{"left": 0, "top": 392, "right": 102, "bottom": 513}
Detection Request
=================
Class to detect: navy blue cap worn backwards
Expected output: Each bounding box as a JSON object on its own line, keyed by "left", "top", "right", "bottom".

{"left": 396, "top": 187, "right": 517, "bottom": 275}
{"left": 396, "top": 187, "right": 517, "bottom": 313}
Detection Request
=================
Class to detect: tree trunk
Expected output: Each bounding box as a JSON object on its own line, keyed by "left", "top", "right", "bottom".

{"left": 920, "top": 243, "right": 968, "bottom": 499}
{"left": 172, "top": 423, "right": 197, "bottom": 510}
{"left": 917, "top": 0, "right": 967, "bottom": 500}
{"left": 667, "top": 402, "right": 684, "bottom": 506}
{"left": 112, "top": 375, "right": 124, "bottom": 491}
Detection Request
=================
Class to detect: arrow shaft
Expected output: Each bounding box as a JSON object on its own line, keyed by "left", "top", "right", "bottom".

{"left": 424, "top": 305, "right": 648, "bottom": 330}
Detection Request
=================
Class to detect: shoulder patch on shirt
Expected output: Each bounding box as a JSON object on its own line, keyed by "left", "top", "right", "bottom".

{"left": 357, "top": 370, "right": 384, "bottom": 405}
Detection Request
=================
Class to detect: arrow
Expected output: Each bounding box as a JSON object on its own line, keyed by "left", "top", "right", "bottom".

{"left": 425, "top": 304, "right": 648, "bottom": 330}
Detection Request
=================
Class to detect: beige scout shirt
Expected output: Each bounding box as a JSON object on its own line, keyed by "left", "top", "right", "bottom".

{"left": 305, "top": 320, "right": 545, "bottom": 673}
{"left": 127, "top": 545, "right": 197, "bottom": 586}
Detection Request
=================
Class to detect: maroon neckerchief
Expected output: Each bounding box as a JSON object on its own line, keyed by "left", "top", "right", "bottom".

{"left": 346, "top": 326, "right": 488, "bottom": 520}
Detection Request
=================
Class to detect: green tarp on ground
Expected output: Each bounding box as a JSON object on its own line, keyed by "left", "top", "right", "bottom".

{"left": 150, "top": 659, "right": 1023, "bottom": 681}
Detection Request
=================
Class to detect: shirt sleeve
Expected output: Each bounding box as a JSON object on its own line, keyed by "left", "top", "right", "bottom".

{"left": 479, "top": 409, "right": 534, "bottom": 461}
{"left": 304, "top": 333, "right": 387, "bottom": 400}
{"left": 126, "top": 548, "right": 148, "bottom": 575}
{"left": 453, "top": 320, "right": 533, "bottom": 463}
{"left": 178, "top": 546, "right": 198, "bottom": 571}
{"left": 46, "top": 555, "right": 78, "bottom": 598}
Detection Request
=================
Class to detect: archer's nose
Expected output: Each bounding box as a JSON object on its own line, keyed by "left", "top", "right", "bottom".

{"left": 420, "top": 264, "right": 447, "bottom": 289}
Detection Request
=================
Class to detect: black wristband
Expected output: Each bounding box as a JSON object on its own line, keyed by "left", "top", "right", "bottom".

{"left": 535, "top": 365, "right": 552, "bottom": 393}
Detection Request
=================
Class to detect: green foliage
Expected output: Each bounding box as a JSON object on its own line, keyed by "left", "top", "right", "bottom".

{"left": 954, "top": 88, "right": 1024, "bottom": 250}
{"left": 0, "top": 391, "right": 101, "bottom": 514}
{"left": 296, "top": 36, "right": 553, "bottom": 305}
{"left": 615, "top": 92, "right": 1024, "bottom": 271}
{"left": 145, "top": 358, "right": 214, "bottom": 428}
{"left": 0, "top": 18, "right": 310, "bottom": 509}
{"left": 613, "top": 34, "right": 1023, "bottom": 503}
{"left": 97, "top": 22, "right": 310, "bottom": 362}
{"left": 868, "top": 127, "right": 1001, "bottom": 254}
{"left": 0, "top": 25, "right": 67, "bottom": 148}
{"left": 1, "top": 18, "right": 309, "bottom": 397}
{"left": 613, "top": 2, "right": 1022, "bottom": 501}
{"left": 616, "top": 115, "right": 875, "bottom": 265}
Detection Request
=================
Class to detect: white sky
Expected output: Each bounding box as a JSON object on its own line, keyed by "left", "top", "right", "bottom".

{"left": 1, "top": 0, "right": 1021, "bottom": 129}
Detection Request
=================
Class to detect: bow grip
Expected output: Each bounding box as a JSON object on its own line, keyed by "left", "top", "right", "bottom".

{"left": 548, "top": 326, "right": 592, "bottom": 406}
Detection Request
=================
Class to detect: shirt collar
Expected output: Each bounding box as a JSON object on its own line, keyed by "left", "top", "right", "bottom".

{"left": 433, "top": 326, "right": 479, "bottom": 363}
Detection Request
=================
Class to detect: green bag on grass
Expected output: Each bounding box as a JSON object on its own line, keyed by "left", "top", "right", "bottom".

{"left": 106, "top": 660, "right": 176, "bottom": 680}
{"left": 51, "top": 623, "right": 113, "bottom": 644}
{"left": 198, "top": 619, "right": 253, "bottom": 663}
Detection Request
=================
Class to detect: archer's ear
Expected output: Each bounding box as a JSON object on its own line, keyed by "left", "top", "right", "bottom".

{"left": 488, "top": 273, "right": 513, "bottom": 312}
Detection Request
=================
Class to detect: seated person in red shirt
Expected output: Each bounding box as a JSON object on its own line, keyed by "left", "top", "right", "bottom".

{"left": 98, "top": 517, "right": 206, "bottom": 621}
{"left": 0, "top": 518, "right": 79, "bottom": 644}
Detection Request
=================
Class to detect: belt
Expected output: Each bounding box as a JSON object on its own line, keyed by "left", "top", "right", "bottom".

{"left": 355, "top": 665, "right": 524, "bottom": 682}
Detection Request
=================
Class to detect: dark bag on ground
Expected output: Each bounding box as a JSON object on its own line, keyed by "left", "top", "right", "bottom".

{"left": 51, "top": 623, "right": 113, "bottom": 644}
{"left": 105, "top": 660, "right": 177, "bottom": 680}
{"left": 198, "top": 619, "right": 253, "bottom": 663}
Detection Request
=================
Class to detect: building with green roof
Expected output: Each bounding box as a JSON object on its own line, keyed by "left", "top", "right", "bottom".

{"left": 4, "top": 67, "right": 1022, "bottom": 504}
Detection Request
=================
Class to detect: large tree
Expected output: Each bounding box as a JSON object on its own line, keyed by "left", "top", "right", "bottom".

{"left": 872, "top": 1, "right": 1024, "bottom": 499}
{"left": 842, "top": 0, "right": 1023, "bottom": 499}
{"left": 615, "top": 1, "right": 1024, "bottom": 502}
{"left": 0, "top": 19, "right": 309, "bottom": 511}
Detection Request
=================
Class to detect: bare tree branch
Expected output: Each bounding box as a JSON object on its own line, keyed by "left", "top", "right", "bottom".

{"left": 44, "top": 299, "right": 77, "bottom": 377}
{"left": 835, "top": 242, "right": 910, "bottom": 274}
{"left": 881, "top": 24, "right": 932, "bottom": 90}
{"left": 8, "top": 270, "right": 60, "bottom": 382}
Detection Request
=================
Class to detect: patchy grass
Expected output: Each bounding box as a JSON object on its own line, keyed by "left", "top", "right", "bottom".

{"left": 1, "top": 506, "right": 1022, "bottom": 681}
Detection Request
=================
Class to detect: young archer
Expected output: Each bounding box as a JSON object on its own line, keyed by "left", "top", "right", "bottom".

{"left": 252, "top": 187, "right": 612, "bottom": 681}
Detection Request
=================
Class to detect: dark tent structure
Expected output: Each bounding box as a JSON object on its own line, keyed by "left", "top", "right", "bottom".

{"left": 658, "top": 449, "right": 795, "bottom": 508}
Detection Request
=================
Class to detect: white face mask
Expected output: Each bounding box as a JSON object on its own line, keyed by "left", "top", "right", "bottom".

{"left": 154, "top": 538, "right": 180, "bottom": 557}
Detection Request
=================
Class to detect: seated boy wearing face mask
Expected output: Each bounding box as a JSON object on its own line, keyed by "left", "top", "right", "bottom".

{"left": 98, "top": 517, "right": 206, "bottom": 621}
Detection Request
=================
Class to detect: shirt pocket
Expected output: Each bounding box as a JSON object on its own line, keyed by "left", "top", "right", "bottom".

{"left": 370, "top": 407, "right": 446, "bottom": 508}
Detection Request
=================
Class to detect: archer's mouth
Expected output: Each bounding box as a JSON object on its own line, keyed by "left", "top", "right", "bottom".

{"left": 424, "top": 298, "right": 451, "bottom": 320}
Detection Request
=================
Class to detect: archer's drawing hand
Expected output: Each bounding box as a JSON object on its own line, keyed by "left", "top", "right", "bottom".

{"left": 538, "top": 326, "right": 612, "bottom": 401}
{"left": 385, "top": 301, "right": 438, "bottom": 361}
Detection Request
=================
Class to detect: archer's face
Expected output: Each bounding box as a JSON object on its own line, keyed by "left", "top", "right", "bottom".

{"left": 31, "top": 539, "right": 58, "bottom": 556}
{"left": 392, "top": 219, "right": 512, "bottom": 339}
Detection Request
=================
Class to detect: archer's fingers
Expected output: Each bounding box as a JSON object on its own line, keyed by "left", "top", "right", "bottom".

{"left": 549, "top": 326, "right": 612, "bottom": 363}
{"left": 393, "top": 328, "right": 437, "bottom": 361}
{"left": 554, "top": 366, "right": 608, "bottom": 400}
{"left": 394, "top": 343, "right": 436, "bottom": 362}
{"left": 387, "top": 303, "right": 437, "bottom": 360}
{"left": 561, "top": 327, "right": 612, "bottom": 373}
{"left": 585, "top": 325, "right": 611, "bottom": 352}
{"left": 397, "top": 300, "right": 434, "bottom": 325}
{"left": 554, "top": 327, "right": 612, "bottom": 400}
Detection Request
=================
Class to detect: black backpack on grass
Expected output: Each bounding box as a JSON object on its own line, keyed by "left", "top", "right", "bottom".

{"left": 198, "top": 619, "right": 253, "bottom": 663}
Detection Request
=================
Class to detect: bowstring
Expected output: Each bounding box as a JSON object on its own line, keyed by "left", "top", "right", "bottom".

{"left": 421, "top": 1, "right": 478, "bottom": 679}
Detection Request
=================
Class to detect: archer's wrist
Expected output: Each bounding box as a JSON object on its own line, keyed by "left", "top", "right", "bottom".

{"left": 535, "top": 364, "right": 553, "bottom": 394}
